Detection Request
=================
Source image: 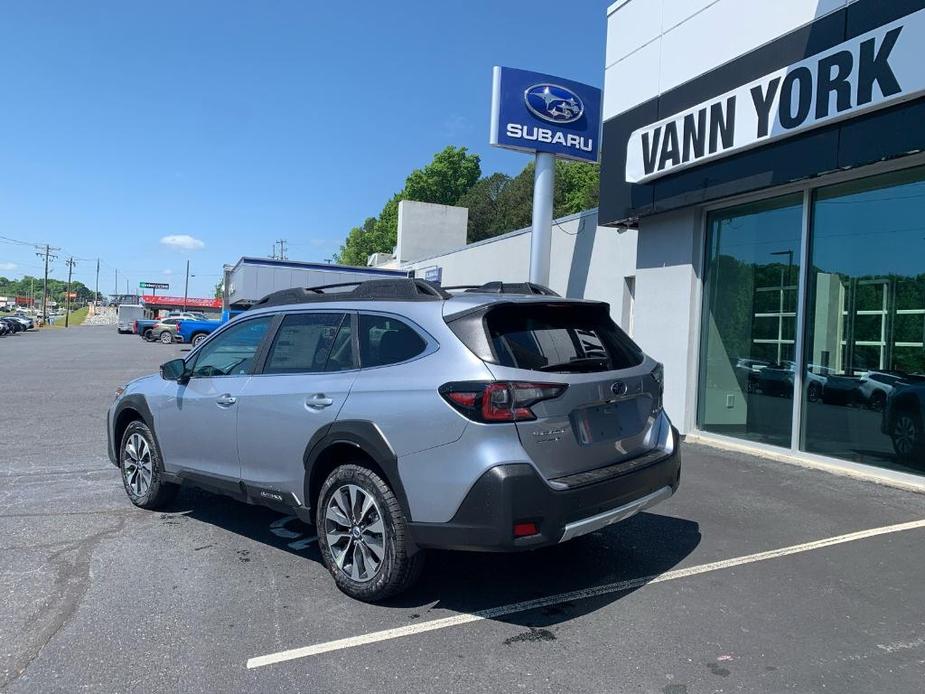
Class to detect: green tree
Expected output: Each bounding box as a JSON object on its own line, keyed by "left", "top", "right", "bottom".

{"left": 335, "top": 146, "right": 481, "bottom": 265}
{"left": 455, "top": 172, "right": 512, "bottom": 243}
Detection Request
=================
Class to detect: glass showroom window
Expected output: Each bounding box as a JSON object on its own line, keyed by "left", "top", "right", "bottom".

{"left": 802, "top": 167, "right": 925, "bottom": 474}
{"left": 698, "top": 194, "right": 804, "bottom": 448}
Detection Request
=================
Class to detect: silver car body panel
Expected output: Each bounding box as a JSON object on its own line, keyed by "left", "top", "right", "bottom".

{"left": 112, "top": 291, "right": 677, "bottom": 533}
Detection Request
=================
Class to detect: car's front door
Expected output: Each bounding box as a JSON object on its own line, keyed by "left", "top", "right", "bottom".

{"left": 236, "top": 311, "right": 357, "bottom": 502}
{"left": 155, "top": 315, "right": 275, "bottom": 483}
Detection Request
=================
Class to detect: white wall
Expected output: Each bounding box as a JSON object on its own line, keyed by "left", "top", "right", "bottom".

{"left": 632, "top": 207, "right": 704, "bottom": 432}
{"left": 396, "top": 200, "right": 468, "bottom": 264}
{"left": 604, "top": 0, "right": 859, "bottom": 120}
{"left": 404, "top": 210, "right": 639, "bottom": 329}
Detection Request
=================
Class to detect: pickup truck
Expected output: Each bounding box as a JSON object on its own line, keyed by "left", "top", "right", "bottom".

{"left": 134, "top": 319, "right": 159, "bottom": 341}
{"left": 176, "top": 309, "right": 244, "bottom": 347}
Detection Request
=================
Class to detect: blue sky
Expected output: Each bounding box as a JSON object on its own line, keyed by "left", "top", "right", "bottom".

{"left": 0, "top": 1, "right": 607, "bottom": 297}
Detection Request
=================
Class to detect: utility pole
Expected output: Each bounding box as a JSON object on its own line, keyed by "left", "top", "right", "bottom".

{"left": 277, "top": 239, "right": 287, "bottom": 260}
{"left": 95, "top": 258, "right": 100, "bottom": 304}
{"left": 183, "top": 259, "right": 190, "bottom": 312}
{"left": 115, "top": 268, "right": 118, "bottom": 297}
{"left": 35, "top": 244, "right": 59, "bottom": 325}
{"left": 64, "top": 257, "right": 76, "bottom": 327}
{"left": 270, "top": 242, "right": 278, "bottom": 260}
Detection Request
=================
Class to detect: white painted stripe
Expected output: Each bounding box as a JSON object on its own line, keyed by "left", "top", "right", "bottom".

{"left": 246, "top": 518, "right": 925, "bottom": 669}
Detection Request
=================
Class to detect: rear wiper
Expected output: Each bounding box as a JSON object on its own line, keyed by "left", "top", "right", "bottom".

{"left": 538, "top": 357, "right": 610, "bottom": 372}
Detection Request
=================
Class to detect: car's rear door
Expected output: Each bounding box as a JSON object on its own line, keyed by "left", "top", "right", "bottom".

{"left": 236, "top": 311, "right": 358, "bottom": 502}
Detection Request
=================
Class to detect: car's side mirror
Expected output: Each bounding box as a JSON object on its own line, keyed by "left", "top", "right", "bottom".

{"left": 160, "top": 358, "right": 190, "bottom": 384}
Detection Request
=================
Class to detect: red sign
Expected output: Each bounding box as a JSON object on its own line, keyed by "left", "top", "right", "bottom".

{"left": 15, "top": 296, "right": 34, "bottom": 306}
{"left": 140, "top": 295, "right": 222, "bottom": 309}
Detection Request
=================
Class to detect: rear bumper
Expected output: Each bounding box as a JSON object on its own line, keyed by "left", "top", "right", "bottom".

{"left": 408, "top": 426, "right": 681, "bottom": 552}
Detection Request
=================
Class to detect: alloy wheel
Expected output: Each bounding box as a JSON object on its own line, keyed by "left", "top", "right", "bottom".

{"left": 893, "top": 416, "right": 919, "bottom": 457}
{"left": 160, "top": 332, "right": 172, "bottom": 344}
{"left": 123, "top": 433, "right": 153, "bottom": 497}
{"left": 324, "top": 484, "right": 386, "bottom": 583}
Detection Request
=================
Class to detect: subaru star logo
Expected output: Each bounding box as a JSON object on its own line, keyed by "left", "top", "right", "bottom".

{"left": 524, "top": 83, "right": 585, "bottom": 124}
{"left": 611, "top": 381, "right": 628, "bottom": 396}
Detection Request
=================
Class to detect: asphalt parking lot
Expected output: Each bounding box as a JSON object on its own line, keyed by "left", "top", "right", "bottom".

{"left": 1, "top": 326, "right": 924, "bottom": 693}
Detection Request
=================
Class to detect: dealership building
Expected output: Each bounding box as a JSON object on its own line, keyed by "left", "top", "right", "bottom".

{"left": 366, "top": 0, "right": 925, "bottom": 486}
{"left": 596, "top": 0, "right": 925, "bottom": 482}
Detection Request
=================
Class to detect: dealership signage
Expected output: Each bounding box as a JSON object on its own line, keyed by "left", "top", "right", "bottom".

{"left": 490, "top": 66, "right": 602, "bottom": 163}
{"left": 139, "top": 281, "right": 169, "bottom": 290}
{"left": 140, "top": 295, "right": 221, "bottom": 308}
{"left": 626, "top": 9, "right": 925, "bottom": 183}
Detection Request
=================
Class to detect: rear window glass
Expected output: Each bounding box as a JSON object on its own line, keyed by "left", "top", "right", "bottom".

{"left": 359, "top": 314, "right": 427, "bottom": 367}
{"left": 481, "top": 303, "right": 643, "bottom": 373}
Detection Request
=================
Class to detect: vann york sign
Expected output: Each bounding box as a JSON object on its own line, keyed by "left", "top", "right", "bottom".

{"left": 625, "top": 8, "right": 925, "bottom": 183}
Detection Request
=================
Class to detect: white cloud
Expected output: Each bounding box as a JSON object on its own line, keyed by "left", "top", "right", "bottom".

{"left": 160, "top": 234, "right": 205, "bottom": 251}
{"left": 0, "top": 261, "right": 17, "bottom": 271}
{"left": 163, "top": 268, "right": 174, "bottom": 276}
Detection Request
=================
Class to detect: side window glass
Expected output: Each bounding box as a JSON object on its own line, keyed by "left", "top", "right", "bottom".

{"left": 264, "top": 313, "right": 348, "bottom": 374}
{"left": 359, "top": 314, "right": 427, "bottom": 367}
{"left": 325, "top": 318, "right": 354, "bottom": 372}
{"left": 190, "top": 317, "right": 272, "bottom": 378}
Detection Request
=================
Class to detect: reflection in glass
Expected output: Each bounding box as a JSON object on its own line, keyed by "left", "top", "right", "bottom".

{"left": 698, "top": 195, "right": 804, "bottom": 447}
{"left": 803, "top": 167, "right": 925, "bottom": 474}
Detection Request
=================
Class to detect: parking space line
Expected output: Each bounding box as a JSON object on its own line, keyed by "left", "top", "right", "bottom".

{"left": 246, "top": 518, "right": 925, "bottom": 670}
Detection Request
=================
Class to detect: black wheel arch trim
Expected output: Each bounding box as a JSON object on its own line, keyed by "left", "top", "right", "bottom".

{"left": 302, "top": 420, "right": 411, "bottom": 519}
{"left": 110, "top": 394, "right": 158, "bottom": 467}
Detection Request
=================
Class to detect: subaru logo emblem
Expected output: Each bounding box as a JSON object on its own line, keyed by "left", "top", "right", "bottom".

{"left": 611, "top": 381, "right": 627, "bottom": 396}
{"left": 524, "top": 83, "right": 584, "bottom": 124}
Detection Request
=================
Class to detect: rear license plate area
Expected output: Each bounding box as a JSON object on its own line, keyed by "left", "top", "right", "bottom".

{"left": 572, "top": 400, "right": 642, "bottom": 446}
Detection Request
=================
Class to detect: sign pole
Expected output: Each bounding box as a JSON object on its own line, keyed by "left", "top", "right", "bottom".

{"left": 183, "top": 259, "right": 189, "bottom": 312}
{"left": 529, "top": 152, "right": 555, "bottom": 286}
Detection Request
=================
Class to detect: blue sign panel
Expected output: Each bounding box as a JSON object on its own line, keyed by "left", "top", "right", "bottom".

{"left": 490, "top": 66, "right": 601, "bottom": 163}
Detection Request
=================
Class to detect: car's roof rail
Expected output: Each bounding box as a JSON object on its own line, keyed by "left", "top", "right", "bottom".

{"left": 442, "top": 281, "right": 560, "bottom": 297}
{"left": 253, "top": 278, "right": 450, "bottom": 308}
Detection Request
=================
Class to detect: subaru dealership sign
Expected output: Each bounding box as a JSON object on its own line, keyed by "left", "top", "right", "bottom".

{"left": 490, "top": 66, "right": 601, "bottom": 163}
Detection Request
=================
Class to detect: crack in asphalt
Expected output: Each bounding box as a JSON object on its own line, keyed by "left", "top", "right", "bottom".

{"left": 1, "top": 515, "right": 128, "bottom": 690}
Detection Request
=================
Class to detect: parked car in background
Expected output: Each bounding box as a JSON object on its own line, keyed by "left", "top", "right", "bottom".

{"left": 152, "top": 317, "right": 183, "bottom": 344}
{"left": 117, "top": 304, "right": 145, "bottom": 334}
{"left": 881, "top": 375, "right": 925, "bottom": 464}
{"left": 134, "top": 318, "right": 159, "bottom": 341}
{"left": 107, "top": 279, "right": 679, "bottom": 601}
{"left": 1, "top": 317, "right": 26, "bottom": 333}
{"left": 857, "top": 371, "right": 907, "bottom": 411}
{"left": 135, "top": 313, "right": 206, "bottom": 341}
{"left": 174, "top": 316, "right": 223, "bottom": 347}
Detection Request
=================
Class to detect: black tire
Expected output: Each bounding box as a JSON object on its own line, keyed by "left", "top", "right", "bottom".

{"left": 807, "top": 381, "right": 821, "bottom": 403}
{"left": 890, "top": 410, "right": 923, "bottom": 464}
{"left": 142, "top": 329, "right": 153, "bottom": 341}
{"left": 159, "top": 331, "right": 173, "bottom": 344}
{"left": 119, "top": 420, "right": 179, "bottom": 509}
{"left": 316, "top": 463, "right": 424, "bottom": 602}
{"left": 192, "top": 333, "right": 207, "bottom": 348}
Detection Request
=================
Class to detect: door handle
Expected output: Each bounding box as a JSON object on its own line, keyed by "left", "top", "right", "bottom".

{"left": 306, "top": 393, "right": 334, "bottom": 410}
{"left": 216, "top": 394, "right": 237, "bottom": 407}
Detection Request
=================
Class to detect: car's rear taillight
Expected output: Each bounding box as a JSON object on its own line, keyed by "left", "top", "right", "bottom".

{"left": 440, "top": 381, "right": 566, "bottom": 422}
{"left": 133, "top": 320, "right": 138, "bottom": 333}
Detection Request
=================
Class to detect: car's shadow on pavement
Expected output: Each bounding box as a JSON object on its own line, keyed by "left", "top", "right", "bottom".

{"left": 174, "top": 486, "right": 700, "bottom": 630}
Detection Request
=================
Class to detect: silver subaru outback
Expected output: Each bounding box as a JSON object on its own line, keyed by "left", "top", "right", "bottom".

{"left": 107, "top": 279, "right": 680, "bottom": 602}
